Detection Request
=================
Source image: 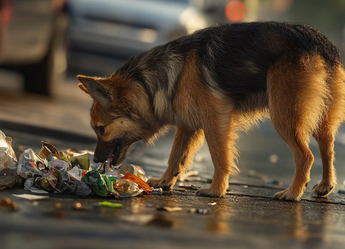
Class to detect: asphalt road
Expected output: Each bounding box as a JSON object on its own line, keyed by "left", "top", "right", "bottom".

{"left": 1, "top": 70, "right": 345, "bottom": 248}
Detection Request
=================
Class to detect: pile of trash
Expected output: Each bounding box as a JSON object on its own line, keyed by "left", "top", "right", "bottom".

{"left": 0, "top": 130, "right": 151, "bottom": 198}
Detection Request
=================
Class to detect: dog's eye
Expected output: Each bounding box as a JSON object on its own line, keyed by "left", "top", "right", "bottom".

{"left": 96, "top": 126, "right": 105, "bottom": 135}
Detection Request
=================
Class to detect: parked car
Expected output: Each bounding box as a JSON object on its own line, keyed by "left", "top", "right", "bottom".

{"left": 67, "top": 0, "right": 218, "bottom": 73}
{"left": 0, "top": 0, "right": 68, "bottom": 96}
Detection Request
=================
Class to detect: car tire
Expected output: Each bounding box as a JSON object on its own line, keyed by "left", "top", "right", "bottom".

{"left": 21, "top": 13, "right": 68, "bottom": 96}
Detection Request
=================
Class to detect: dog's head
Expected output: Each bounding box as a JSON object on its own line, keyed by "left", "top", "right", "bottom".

{"left": 77, "top": 74, "right": 157, "bottom": 166}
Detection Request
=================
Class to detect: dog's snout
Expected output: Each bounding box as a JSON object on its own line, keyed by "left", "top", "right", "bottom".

{"left": 93, "top": 156, "right": 100, "bottom": 163}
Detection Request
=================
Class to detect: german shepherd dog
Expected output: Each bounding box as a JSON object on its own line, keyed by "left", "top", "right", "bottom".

{"left": 78, "top": 21, "right": 345, "bottom": 201}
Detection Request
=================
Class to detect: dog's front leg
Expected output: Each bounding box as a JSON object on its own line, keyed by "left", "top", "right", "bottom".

{"left": 196, "top": 120, "right": 238, "bottom": 197}
{"left": 147, "top": 128, "right": 204, "bottom": 190}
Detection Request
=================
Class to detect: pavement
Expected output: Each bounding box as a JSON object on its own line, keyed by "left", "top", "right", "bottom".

{"left": 1, "top": 70, "right": 345, "bottom": 248}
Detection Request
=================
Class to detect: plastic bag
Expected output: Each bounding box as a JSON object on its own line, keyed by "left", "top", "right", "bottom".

{"left": 83, "top": 170, "right": 118, "bottom": 197}
{"left": 17, "top": 149, "right": 48, "bottom": 178}
{"left": 118, "top": 164, "right": 148, "bottom": 181}
{"left": 68, "top": 166, "right": 88, "bottom": 181}
{"left": 0, "top": 130, "right": 17, "bottom": 170}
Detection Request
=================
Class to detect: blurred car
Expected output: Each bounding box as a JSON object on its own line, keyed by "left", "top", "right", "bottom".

{"left": 0, "top": 0, "right": 68, "bottom": 95}
{"left": 67, "top": 0, "right": 218, "bottom": 73}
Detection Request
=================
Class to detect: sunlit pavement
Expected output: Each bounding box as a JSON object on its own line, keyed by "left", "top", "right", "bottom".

{"left": 1, "top": 72, "right": 345, "bottom": 248}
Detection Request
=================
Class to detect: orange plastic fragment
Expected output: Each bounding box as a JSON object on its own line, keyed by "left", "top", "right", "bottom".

{"left": 122, "top": 173, "right": 152, "bottom": 194}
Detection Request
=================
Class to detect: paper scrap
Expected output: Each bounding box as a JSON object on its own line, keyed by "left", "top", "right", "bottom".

{"left": 12, "top": 194, "right": 49, "bottom": 200}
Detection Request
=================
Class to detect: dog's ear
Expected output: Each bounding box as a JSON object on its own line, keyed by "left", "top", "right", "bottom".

{"left": 77, "top": 75, "right": 112, "bottom": 106}
{"left": 78, "top": 82, "right": 90, "bottom": 95}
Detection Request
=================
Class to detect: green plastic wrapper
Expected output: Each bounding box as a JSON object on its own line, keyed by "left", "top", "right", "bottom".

{"left": 70, "top": 154, "right": 91, "bottom": 171}
{"left": 83, "top": 170, "right": 118, "bottom": 197}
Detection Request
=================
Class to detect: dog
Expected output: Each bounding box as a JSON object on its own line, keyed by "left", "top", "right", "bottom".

{"left": 77, "top": 21, "right": 345, "bottom": 201}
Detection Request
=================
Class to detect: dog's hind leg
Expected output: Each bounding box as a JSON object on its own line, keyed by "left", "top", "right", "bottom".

{"left": 268, "top": 54, "right": 330, "bottom": 201}
{"left": 147, "top": 128, "right": 205, "bottom": 190}
{"left": 313, "top": 64, "right": 345, "bottom": 197}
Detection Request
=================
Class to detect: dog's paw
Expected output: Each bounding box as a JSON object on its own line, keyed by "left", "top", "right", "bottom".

{"left": 313, "top": 180, "right": 335, "bottom": 197}
{"left": 196, "top": 187, "right": 226, "bottom": 197}
{"left": 274, "top": 188, "right": 302, "bottom": 201}
{"left": 147, "top": 177, "right": 175, "bottom": 191}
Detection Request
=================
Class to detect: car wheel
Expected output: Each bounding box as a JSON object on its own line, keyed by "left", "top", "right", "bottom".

{"left": 21, "top": 13, "right": 68, "bottom": 96}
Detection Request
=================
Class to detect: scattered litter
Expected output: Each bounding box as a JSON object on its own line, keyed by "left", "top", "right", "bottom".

{"left": 97, "top": 201, "right": 123, "bottom": 208}
{"left": 12, "top": 194, "right": 49, "bottom": 200}
{"left": 0, "top": 136, "right": 152, "bottom": 199}
{"left": 208, "top": 202, "right": 217, "bottom": 206}
{"left": 157, "top": 206, "right": 182, "bottom": 212}
{"left": 338, "top": 190, "right": 345, "bottom": 194}
{"left": 151, "top": 187, "right": 163, "bottom": 195}
{"left": 178, "top": 170, "right": 199, "bottom": 182}
{"left": 0, "top": 197, "right": 18, "bottom": 211}
{"left": 177, "top": 185, "right": 200, "bottom": 191}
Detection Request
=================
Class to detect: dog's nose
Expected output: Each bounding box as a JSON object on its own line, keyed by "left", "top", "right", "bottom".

{"left": 93, "top": 156, "right": 100, "bottom": 163}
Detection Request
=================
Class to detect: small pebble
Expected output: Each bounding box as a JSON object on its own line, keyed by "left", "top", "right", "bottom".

{"left": 197, "top": 209, "right": 208, "bottom": 214}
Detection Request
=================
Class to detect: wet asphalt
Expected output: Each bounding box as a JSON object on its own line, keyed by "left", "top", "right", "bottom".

{"left": 1, "top": 73, "right": 345, "bottom": 248}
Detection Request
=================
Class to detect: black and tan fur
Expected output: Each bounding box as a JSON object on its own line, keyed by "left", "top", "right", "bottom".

{"left": 78, "top": 21, "right": 345, "bottom": 201}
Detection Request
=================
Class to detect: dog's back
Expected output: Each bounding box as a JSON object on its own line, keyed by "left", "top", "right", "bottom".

{"left": 176, "top": 22, "right": 342, "bottom": 109}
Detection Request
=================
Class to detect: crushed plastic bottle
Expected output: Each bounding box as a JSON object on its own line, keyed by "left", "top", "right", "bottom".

{"left": 113, "top": 179, "right": 140, "bottom": 196}
{"left": 0, "top": 130, "right": 17, "bottom": 170}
